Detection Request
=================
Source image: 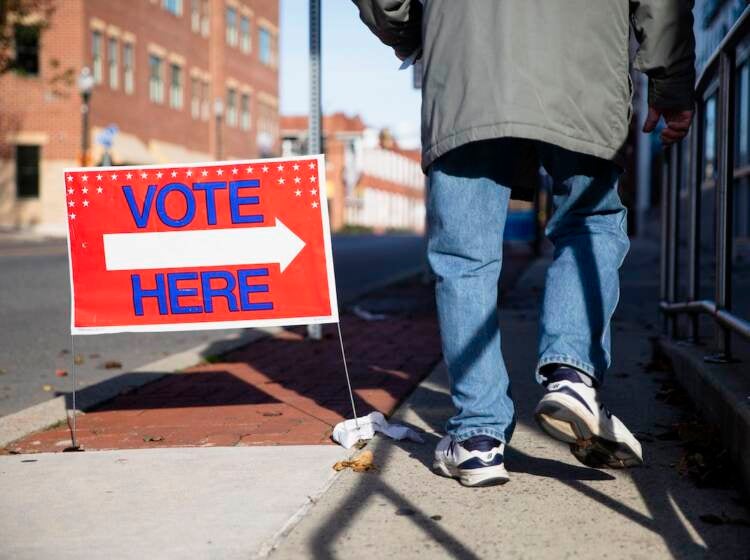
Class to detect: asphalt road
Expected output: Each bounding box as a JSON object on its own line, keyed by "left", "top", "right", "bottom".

{"left": 0, "top": 234, "right": 426, "bottom": 417}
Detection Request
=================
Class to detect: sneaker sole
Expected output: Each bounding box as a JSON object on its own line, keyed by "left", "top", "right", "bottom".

{"left": 432, "top": 459, "right": 510, "bottom": 487}
{"left": 535, "top": 395, "right": 643, "bottom": 469}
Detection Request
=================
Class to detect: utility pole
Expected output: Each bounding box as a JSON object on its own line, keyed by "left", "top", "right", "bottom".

{"left": 307, "top": 0, "right": 323, "bottom": 340}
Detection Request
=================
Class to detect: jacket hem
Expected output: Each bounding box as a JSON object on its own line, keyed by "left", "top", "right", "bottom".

{"left": 422, "top": 122, "right": 627, "bottom": 173}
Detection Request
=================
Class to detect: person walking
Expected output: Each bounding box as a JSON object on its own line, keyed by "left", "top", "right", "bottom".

{"left": 353, "top": 0, "right": 695, "bottom": 486}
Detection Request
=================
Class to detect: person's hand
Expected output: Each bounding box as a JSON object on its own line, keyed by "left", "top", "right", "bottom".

{"left": 642, "top": 106, "right": 694, "bottom": 146}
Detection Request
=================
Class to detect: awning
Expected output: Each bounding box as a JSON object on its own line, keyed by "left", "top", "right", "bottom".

{"left": 149, "top": 139, "right": 211, "bottom": 164}
{"left": 91, "top": 128, "right": 157, "bottom": 165}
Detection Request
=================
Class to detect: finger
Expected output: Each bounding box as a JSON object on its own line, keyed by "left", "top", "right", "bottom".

{"left": 661, "top": 126, "right": 686, "bottom": 140}
{"left": 643, "top": 107, "right": 661, "bottom": 133}
{"left": 663, "top": 119, "right": 691, "bottom": 132}
{"left": 660, "top": 128, "right": 687, "bottom": 144}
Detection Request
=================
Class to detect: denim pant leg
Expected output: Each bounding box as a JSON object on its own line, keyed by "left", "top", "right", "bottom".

{"left": 536, "top": 145, "right": 630, "bottom": 385}
{"left": 427, "top": 154, "right": 516, "bottom": 444}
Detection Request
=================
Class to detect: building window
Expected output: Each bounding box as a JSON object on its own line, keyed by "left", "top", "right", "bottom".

{"left": 162, "top": 0, "right": 182, "bottom": 16}
{"left": 240, "top": 93, "right": 250, "bottom": 130}
{"left": 226, "top": 7, "right": 238, "bottom": 46}
{"left": 123, "top": 43, "right": 134, "bottom": 94}
{"left": 149, "top": 54, "right": 164, "bottom": 103}
{"left": 191, "top": 0, "right": 200, "bottom": 31}
{"left": 226, "top": 88, "right": 238, "bottom": 126}
{"left": 257, "top": 102, "right": 277, "bottom": 157}
{"left": 12, "top": 25, "right": 40, "bottom": 76}
{"left": 191, "top": 76, "right": 200, "bottom": 118}
{"left": 15, "top": 145, "right": 40, "bottom": 198}
{"left": 170, "top": 64, "right": 183, "bottom": 109}
{"left": 108, "top": 37, "right": 118, "bottom": 89}
{"left": 92, "top": 31, "right": 103, "bottom": 83}
{"left": 201, "top": 0, "right": 210, "bottom": 36}
{"left": 201, "top": 80, "right": 210, "bottom": 120}
{"left": 240, "top": 16, "right": 251, "bottom": 53}
{"left": 259, "top": 27, "right": 272, "bottom": 65}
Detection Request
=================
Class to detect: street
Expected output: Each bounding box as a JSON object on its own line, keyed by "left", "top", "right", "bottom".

{"left": 0, "top": 233, "right": 426, "bottom": 417}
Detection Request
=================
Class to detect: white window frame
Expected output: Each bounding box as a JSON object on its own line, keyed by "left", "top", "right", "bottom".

{"left": 226, "top": 88, "right": 238, "bottom": 127}
{"left": 149, "top": 54, "right": 164, "bottom": 103}
{"left": 108, "top": 36, "right": 119, "bottom": 89}
{"left": 169, "top": 63, "right": 183, "bottom": 109}
{"left": 123, "top": 42, "right": 134, "bottom": 94}
{"left": 240, "top": 92, "right": 250, "bottom": 130}
{"left": 92, "top": 31, "right": 103, "bottom": 83}
{"left": 226, "top": 7, "right": 238, "bottom": 46}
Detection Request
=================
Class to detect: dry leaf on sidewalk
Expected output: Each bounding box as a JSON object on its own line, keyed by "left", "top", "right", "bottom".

{"left": 101, "top": 360, "right": 122, "bottom": 369}
{"left": 333, "top": 450, "right": 376, "bottom": 472}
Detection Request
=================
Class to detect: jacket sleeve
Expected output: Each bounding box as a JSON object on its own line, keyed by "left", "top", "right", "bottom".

{"left": 351, "top": 0, "right": 423, "bottom": 60}
{"left": 630, "top": 0, "right": 696, "bottom": 110}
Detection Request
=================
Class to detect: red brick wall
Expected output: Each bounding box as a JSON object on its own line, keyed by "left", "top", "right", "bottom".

{"left": 0, "top": 0, "right": 85, "bottom": 159}
{"left": 0, "top": 0, "right": 279, "bottom": 161}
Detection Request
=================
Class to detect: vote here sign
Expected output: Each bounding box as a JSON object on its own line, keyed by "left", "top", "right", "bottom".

{"left": 63, "top": 155, "right": 338, "bottom": 334}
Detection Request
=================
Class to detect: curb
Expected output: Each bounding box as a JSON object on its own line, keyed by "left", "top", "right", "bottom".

{"left": 0, "top": 327, "right": 280, "bottom": 448}
{"left": 657, "top": 336, "right": 750, "bottom": 496}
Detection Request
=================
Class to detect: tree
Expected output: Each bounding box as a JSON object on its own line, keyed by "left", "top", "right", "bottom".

{"left": 0, "top": 0, "right": 56, "bottom": 75}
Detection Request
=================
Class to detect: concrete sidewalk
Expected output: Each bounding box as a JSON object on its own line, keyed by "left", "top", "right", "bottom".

{"left": 1, "top": 446, "right": 347, "bottom": 560}
{"left": 270, "top": 254, "right": 750, "bottom": 559}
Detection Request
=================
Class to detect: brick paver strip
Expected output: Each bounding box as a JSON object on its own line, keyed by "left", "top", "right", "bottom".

{"left": 6, "top": 307, "right": 441, "bottom": 453}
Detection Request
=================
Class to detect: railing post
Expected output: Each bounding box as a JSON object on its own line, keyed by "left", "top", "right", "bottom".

{"left": 687, "top": 110, "right": 703, "bottom": 344}
{"left": 660, "top": 151, "right": 671, "bottom": 335}
{"left": 709, "top": 50, "right": 737, "bottom": 362}
{"left": 668, "top": 142, "right": 681, "bottom": 338}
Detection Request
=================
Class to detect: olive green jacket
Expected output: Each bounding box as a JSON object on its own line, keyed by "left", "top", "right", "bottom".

{"left": 352, "top": 0, "right": 695, "bottom": 187}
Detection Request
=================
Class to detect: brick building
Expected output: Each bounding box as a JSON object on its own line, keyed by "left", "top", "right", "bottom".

{"left": 281, "top": 113, "right": 425, "bottom": 233}
{"left": 0, "top": 0, "right": 280, "bottom": 233}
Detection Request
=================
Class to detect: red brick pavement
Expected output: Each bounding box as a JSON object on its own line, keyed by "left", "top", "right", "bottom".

{"left": 5, "top": 285, "right": 442, "bottom": 453}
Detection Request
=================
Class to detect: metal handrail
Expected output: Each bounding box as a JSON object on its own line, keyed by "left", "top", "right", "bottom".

{"left": 660, "top": 7, "right": 750, "bottom": 361}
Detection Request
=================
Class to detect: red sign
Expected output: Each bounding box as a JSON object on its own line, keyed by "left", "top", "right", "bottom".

{"left": 64, "top": 155, "right": 338, "bottom": 334}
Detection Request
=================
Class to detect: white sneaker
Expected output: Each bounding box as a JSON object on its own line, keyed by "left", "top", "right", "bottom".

{"left": 433, "top": 434, "right": 510, "bottom": 487}
{"left": 534, "top": 367, "right": 643, "bottom": 468}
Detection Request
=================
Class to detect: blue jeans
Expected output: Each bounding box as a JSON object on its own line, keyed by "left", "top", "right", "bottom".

{"left": 427, "top": 139, "right": 629, "bottom": 444}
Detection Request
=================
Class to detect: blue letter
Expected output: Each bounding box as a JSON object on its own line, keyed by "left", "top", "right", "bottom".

{"left": 201, "top": 270, "right": 238, "bottom": 313}
{"left": 167, "top": 272, "right": 202, "bottom": 314}
{"left": 193, "top": 182, "right": 226, "bottom": 225}
{"left": 123, "top": 185, "right": 156, "bottom": 228}
{"left": 131, "top": 273, "right": 167, "bottom": 316}
{"left": 229, "top": 180, "right": 263, "bottom": 224}
{"left": 238, "top": 268, "right": 273, "bottom": 311}
{"left": 156, "top": 183, "right": 196, "bottom": 228}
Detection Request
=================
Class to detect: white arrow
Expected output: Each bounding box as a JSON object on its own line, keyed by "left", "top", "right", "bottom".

{"left": 103, "top": 219, "right": 306, "bottom": 273}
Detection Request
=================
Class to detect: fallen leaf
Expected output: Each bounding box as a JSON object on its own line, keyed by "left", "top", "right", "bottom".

{"left": 0, "top": 368, "right": 5, "bottom": 375}
{"left": 430, "top": 515, "right": 443, "bottom": 521}
{"left": 142, "top": 435, "right": 164, "bottom": 442}
{"left": 333, "top": 450, "right": 376, "bottom": 472}
{"left": 55, "top": 369, "right": 68, "bottom": 378}
{"left": 89, "top": 353, "right": 100, "bottom": 359}
{"left": 261, "top": 412, "right": 283, "bottom": 417}
{"left": 101, "top": 361, "right": 122, "bottom": 369}
{"left": 42, "top": 384, "right": 53, "bottom": 392}
{"left": 74, "top": 354, "right": 85, "bottom": 365}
